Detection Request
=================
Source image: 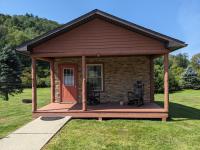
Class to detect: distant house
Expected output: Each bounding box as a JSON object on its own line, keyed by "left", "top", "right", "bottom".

{"left": 16, "top": 9, "right": 186, "bottom": 121}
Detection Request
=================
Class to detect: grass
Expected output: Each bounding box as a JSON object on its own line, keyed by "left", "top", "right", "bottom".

{"left": 44, "top": 90, "right": 200, "bottom": 150}
{"left": 0, "top": 89, "right": 200, "bottom": 149}
{"left": 0, "top": 88, "right": 50, "bottom": 138}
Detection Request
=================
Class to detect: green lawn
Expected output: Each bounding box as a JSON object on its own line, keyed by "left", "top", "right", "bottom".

{"left": 0, "top": 88, "right": 50, "bottom": 138}
{"left": 1, "top": 89, "right": 200, "bottom": 150}
{"left": 44, "top": 90, "right": 200, "bottom": 150}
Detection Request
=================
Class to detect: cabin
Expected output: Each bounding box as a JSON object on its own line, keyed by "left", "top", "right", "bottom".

{"left": 16, "top": 9, "right": 187, "bottom": 121}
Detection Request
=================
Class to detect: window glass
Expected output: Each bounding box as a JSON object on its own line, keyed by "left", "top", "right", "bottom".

{"left": 87, "top": 64, "right": 103, "bottom": 91}
{"left": 64, "top": 68, "right": 74, "bottom": 86}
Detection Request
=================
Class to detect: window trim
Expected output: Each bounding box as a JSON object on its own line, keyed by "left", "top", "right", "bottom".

{"left": 86, "top": 64, "right": 104, "bottom": 91}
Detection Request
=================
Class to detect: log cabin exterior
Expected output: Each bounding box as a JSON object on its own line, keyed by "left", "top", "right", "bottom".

{"left": 16, "top": 9, "right": 187, "bottom": 121}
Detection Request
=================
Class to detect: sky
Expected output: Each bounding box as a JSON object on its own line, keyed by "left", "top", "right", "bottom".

{"left": 0, "top": 0, "right": 199, "bottom": 58}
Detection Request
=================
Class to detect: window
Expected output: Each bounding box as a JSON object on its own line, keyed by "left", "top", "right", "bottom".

{"left": 64, "top": 68, "right": 74, "bottom": 86}
{"left": 87, "top": 64, "right": 103, "bottom": 91}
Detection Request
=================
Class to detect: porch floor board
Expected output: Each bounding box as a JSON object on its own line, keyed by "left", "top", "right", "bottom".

{"left": 37, "top": 102, "right": 162, "bottom": 112}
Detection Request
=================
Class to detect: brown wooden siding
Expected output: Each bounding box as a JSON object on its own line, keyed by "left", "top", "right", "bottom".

{"left": 32, "top": 18, "right": 166, "bottom": 56}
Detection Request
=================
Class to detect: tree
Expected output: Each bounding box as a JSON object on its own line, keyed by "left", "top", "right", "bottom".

{"left": 0, "top": 47, "right": 23, "bottom": 100}
{"left": 154, "top": 54, "right": 184, "bottom": 93}
{"left": 171, "top": 53, "right": 189, "bottom": 68}
{"left": 154, "top": 64, "right": 181, "bottom": 93}
{"left": 191, "top": 53, "right": 200, "bottom": 76}
{"left": 181, "top": 66, "right": 200, "bottom": 89}
{"left": 0, "top": 13, "right": 60, "bottom": 89}
{"left": 154, "top": 65, "right": 164, "bottom": 93}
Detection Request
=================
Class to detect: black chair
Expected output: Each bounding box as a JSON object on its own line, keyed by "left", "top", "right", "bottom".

{"left": 127, "top": 81, "right": 144, "bottom": 106}
{"left": 87, "top": 82, "right": 100, "bottom": 105}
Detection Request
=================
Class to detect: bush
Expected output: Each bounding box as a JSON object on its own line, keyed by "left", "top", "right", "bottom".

{"left": 154, "top": 65, "right": 164, "bottom": 93}
{"left": 21, "top": 67, "right": 50, "bottom": 88}
{"left": 21, "top": 67, "right": 32, "bottom": 88}
{"left": 37, "top": 77, "right": 50, "bottom": 88}
{"left": 154, "top": 65, "right": 181, "bottom": 93}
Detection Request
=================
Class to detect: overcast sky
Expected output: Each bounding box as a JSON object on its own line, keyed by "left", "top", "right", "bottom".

{"left": 0, "top": 0, "right": 199, "bottom": 58}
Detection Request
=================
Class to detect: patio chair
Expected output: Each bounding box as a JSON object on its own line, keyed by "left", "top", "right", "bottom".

{"left": 127, "top": 81, "right": 144, "bottom": 106}
{"left": 87, "top": 82, "right": 100, "bottom": 105}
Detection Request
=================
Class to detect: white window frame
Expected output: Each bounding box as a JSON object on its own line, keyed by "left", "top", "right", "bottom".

{"left": 86, "top": 64, "right": 103, "bottom": 91}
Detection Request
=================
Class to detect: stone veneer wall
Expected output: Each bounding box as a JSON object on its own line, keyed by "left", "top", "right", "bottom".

{"left": 54, "top": 56, "right": 151, "bottom": 103}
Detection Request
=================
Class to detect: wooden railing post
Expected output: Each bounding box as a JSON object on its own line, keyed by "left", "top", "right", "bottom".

{"left": 31, "top": 57, "right": 37, "bottom": 112}
{"left": 50, "top": 60, "right": 55, "bottom": 103}
{"left": 164, "top": 53, "right": 169, "bottom": 112}
{"left": 82, "top": 56, "right": 87, "bottom": 111}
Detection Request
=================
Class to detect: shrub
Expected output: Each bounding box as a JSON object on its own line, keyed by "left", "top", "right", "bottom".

{"left": 154, "top": 65, "right": 181, "bottom": 93}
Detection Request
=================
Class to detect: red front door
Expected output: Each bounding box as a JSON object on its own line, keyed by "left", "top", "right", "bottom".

{"left": 60, "top": 64, "right": 78, "bottom": 102}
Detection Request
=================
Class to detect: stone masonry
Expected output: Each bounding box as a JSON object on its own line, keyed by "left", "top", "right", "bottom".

{"left": 54, "top": 56, "right": 151, "bottom": 103}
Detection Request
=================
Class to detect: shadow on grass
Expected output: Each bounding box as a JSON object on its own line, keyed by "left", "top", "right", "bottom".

{"left": 40, "top": 117, "right": 65, "bottom": 121}
{"left": 156, "top": 101, "right": 200, "bottom": 121}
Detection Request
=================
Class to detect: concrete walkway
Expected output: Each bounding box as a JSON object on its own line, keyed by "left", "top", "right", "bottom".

{"left": 0, "top": 116, "right": 71, "bottom": 150}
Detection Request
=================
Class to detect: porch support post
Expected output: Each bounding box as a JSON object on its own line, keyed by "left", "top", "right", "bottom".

{"left": 50, "top": 59, "right": 55, "bottom": 103}
{"left": 31, "top": 57, "right": 37, "bottom": 112}
{"left": 82, "top": 56, "right": 87, "bottom": 111}
{"left": 164, "top": 53, "right": 169, "bottom": 112}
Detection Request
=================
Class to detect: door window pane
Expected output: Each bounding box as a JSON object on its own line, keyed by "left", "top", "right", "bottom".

{"left": 64, "top": 68, "right": 74, "bottom": 86}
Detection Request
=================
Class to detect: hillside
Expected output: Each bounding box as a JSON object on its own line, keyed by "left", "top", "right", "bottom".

{"left": 0, "top": 13, "right": 60, "bottom": 66}
{"left": 0, "top": 13, "right": 60, "bottom": 88}
{"left": 0, "top": 13, "right": 59, "bottom": 48}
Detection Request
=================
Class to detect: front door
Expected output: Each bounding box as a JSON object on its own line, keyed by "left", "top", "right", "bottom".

{"left": 60, "top": 64, "right": 77, "bottom": 102}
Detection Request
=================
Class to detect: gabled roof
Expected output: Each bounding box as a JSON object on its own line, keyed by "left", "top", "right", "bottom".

{"left": 16, "top": 9, "right": 187, "bottom": 54}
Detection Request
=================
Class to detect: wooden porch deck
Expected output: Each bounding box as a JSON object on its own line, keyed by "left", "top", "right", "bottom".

{"left": 34, "top": 102, "right": 168, "bottom": 121}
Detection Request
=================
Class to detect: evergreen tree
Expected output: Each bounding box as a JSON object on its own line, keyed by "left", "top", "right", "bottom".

{"left": 0, "top": 47, "right": 23, "bottom": 100}
{"left": 181, "top": 66, "right": 200, "bottom": 89}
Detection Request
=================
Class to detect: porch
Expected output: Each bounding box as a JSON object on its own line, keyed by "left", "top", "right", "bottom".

{"left": 31, "top": 54, "right": 169, "bottom": 121}
{"left": 34, "top": 102, "right": 168, "bottom": 120}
